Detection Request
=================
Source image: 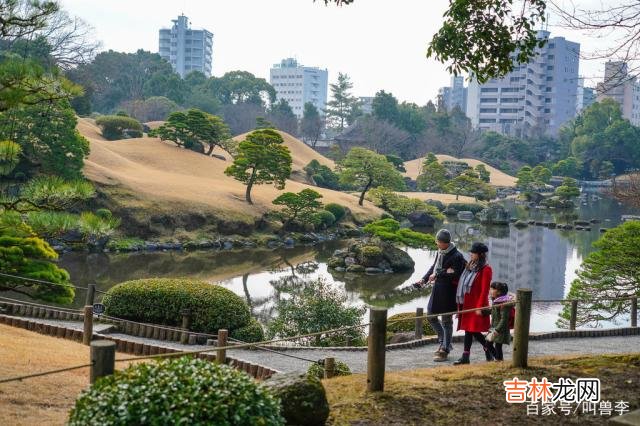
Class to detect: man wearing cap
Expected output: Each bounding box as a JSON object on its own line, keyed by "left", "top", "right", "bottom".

{"left": 415, "top": 229, "right": 466, "bottom": 362}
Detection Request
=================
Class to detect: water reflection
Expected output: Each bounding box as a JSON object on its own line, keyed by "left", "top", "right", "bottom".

{"left": 19, "top": 194, "right": 636, "bottom": 331}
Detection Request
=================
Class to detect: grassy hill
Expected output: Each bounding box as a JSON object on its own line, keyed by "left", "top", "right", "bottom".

{"left": 404, "top": 155, "right": 517, "bottom": 187}
{"left": 79, "top": 118, "right": 383, "bottom": 238}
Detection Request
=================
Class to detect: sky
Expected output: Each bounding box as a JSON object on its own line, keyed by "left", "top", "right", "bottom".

{"left": 58, "top": 0, "right": 617, "bottom": 105}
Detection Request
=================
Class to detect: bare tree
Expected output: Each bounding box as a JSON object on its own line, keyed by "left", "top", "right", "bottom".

{"left": 611, "top": 172, "right": 640, "bottom": 209}
{"left": 37, "top": 9, "right": 101, "bottom": 69}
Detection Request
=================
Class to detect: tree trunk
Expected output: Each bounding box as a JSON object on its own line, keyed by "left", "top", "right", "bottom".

{"left": 245, "top": 168, "right": 257, "bottom": 204}
{"left": 205, "top": 144, "right": 214, "bottom": 156}
{"left": 359, "top": 178, "right": 373, "bottom": 206}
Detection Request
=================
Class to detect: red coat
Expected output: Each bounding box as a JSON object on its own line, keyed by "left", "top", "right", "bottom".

{"left": 457, "top": 265, "right": 492, "bottom": 332}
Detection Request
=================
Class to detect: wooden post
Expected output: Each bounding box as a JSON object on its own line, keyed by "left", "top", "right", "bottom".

{"left": 180, "top": 309, "right": 191, "bottom": 345}
{"left": 216, "top": 329, "right": 228, "bottom": 364}
{"left": 512, "top": 288, "right": 532, "bottom": 369}
{"left": 345, "top": 335, "right": 351, "bottom": 347}
{"left": 631, "top": 297, "right": 638, "bottom": 328}
{"left": 415, "top": 307, "right": 424, "bottom": 340}
{"left": 90, "top": 340, "right": 116, "bottom": 384}
{"left": 324, "top": 357, "right": 335, "bottom": 379}
{"left": 569, "top": 300, "right": 578, "bottom": 331}
{"left": 83, "top": 305, "right": 93, "bottom": 346}
{"left": 85, "top": 283, "right": 96, "bottom": 306}
{"left": 367, "top": 308, "right": 387, "bottom": 392}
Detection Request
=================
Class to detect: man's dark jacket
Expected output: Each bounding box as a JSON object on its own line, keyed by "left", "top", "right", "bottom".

{"left": 422, "top": 246, "right": 466, "bottom": 314}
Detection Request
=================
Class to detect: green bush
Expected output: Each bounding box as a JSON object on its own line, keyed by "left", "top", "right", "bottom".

{"left": 313, "top": 210, "right": 336, "bottom": 228}
{"left": 94, "top": 208, "right": 113, "bottom": 220}
{"left": 78, "top": 212, "right": 120, "bottom": 239}
{"left": 25, "top": 211, "right": 78, "bottom": 239}
{"left": 68, "top": 357, "right": 284, "bottom": 425}
{"left": 388, "top": 312, "right": 436, "bottom": 336}
{"left": 103, "top": 278, "right": 252, "bottom": 333}
{"left": 363, "top": 219, "right": 436, "bottom": 248}
{"left": 425, "top": 199, "right": 445, "bottom": 212}
{"left": 230, "top": 318, "right": 265, "bottom": 343}
{"left": 446, "top": 202, "right": 485, "bottom": 214}
{"left": 324, "top": 203, "right": 347, "bottom": 221}
{"left": 95, "top": 115, "right": 143, "bottom": 140}
{"left": 307, "top": 360, "right": 352, "bottom": 380}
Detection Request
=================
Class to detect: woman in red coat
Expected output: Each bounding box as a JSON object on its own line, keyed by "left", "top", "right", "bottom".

{"left": 454, "top": 242, "right": 493, "bottom": 365}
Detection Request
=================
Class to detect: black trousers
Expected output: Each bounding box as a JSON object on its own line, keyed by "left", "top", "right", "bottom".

{"left": 463, "top": 331, "right": 487, "bottom": 352}
{"left": 486, "top": 342, "right": 503, "bottom": 360}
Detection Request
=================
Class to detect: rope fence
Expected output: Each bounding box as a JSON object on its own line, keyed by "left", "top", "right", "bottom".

{"left": 0, "top": 276, "right": 638, "bottom": 388}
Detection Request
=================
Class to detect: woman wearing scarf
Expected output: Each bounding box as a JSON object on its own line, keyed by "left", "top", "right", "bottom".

{"left": 453, "top": 242, "right": 493, "bottom": 365}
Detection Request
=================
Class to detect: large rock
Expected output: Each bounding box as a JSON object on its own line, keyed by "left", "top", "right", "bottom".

{"left": 264, "top": 372, "right": 329, "bottom": 426}
{"left": 356, "top": 245, "right": 383, "bottom": 267}
{"left": 407, "top": 211, "right": 436, "bottom": 227}
{"left": 381, "top": 243, "right": 415, "bottom": 272}
{"left": 389, "top": 332, "right": 416, "bottom": 344}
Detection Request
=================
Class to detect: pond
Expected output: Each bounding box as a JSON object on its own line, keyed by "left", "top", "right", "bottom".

{"left": 20, "top": 193, "right": 640, "bottom": 332}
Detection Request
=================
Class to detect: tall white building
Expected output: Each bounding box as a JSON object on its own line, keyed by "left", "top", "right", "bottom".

{"left": 269, "top": 58, "right": 328, "bottom": 119}
{"left": 576, "top": 77, "right": 596, "bottom": 113}
{"left": 596, "top": 61, "right": 640, "bottom": 126}
{"left": 466, "top": 30, "right": 580, "bottom": 136}
{"left": 159, "top": 15, "right": 213, "bottom": 78}
{"left": 437, "top": 76, "right": 467, "bottom": 113}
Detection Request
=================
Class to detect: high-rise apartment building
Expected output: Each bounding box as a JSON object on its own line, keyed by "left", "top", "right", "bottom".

{"left": 437, "top": 76, "right": 467, "bottom": 113}
{"left": 596, "top": 61, "right": 640, "bottom": 126}
{"left": 466, "top": 30, "right": 580, "bottom": 136}
{"left": 159, "top": 15, "right": 213, "bottom": 78}
{"left": 576, "top": 77, "right": 596, "bottom": 113}
{"left": 269, "top": 58, "right": 328, "bottom": 119}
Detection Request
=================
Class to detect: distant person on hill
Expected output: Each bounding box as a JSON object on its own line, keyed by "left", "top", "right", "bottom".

{"left": 413, "top": 229, "right": 465, "bottom": 362}
{"left": 485, "top": 282, "right": 514, "bottom": 362}
{"left": 453, "top": 242, "right": 493, "bottom": 365}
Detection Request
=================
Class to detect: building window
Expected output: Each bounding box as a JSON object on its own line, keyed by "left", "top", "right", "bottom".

{"left": 546, "top": 77, "right": 553, "bottom": 81}
{"left": 547, "top": 65, "right": 554, "bottom": 70}
{"left": 481, "top": 88, "right": 499, "bottom": 93}
{"left": 480, "top": 108, "right": 497, "bottom": 113}
{"left": 501, "top": 88, "right": 519, "bottom": 93}
{"left": 480, "top": 98, "right": 498, "bottom": 103}
{"left": 500, "top": 98, "right": 519, "bottom": 103}
{"left": 479, "top": 118, "right": 496, "bottom": 123}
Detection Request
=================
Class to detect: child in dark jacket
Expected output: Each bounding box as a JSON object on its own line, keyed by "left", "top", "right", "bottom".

{"left": 485, "top": 282, "right": 513, "bottom": 361}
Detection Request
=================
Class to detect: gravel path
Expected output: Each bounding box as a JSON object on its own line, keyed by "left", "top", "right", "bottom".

{"left": 103, "top": 330, "right": 640, "bottom": 374}
{"left": 10, "top": 315, "right": 639, "bottom": 374}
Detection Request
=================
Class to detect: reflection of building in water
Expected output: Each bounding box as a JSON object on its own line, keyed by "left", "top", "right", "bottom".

{"left": 486, "top": 226, "right": 567, "bottom": 300}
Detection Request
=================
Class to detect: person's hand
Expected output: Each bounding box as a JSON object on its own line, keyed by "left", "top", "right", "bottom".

{"left": 412, "top": 279, "right": 425, "bottom": 289}
{"left": 428, "top": 274, "right": 436, "bottom": 282}
{"left": 475, "top": 309, "right": 482, "bottom": 316}
{"left": 446, "top": 267, "right": 454, "bottom": 274}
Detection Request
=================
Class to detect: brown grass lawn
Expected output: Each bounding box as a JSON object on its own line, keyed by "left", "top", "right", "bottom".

{"left": 404, "top": 155, "right": 518, "bottom": 187}
{"left": 0, "top": 324, "right": 137, "bottom": 426}
{"left": 324, "top": 353, "right": 640, "bottom": 425}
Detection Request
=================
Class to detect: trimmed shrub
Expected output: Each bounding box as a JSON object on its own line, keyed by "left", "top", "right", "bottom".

{"left": 425, "top": 199, "right": 445, "bottom": 212}
{"left": 324, "top": 203, "right": 347, "bottom": 221}
{"left": 388, "top": 312, "right": 436, "bottom": 336}
{"left": 446, "top": 202, "right": 485, "bottom": 214}
{"left": 103, "top": 278, "right": 251, "bottom": 333}
{"left": 307, "top": 360, "right": 352, "bottom": 380}
{"left": 68, "top": 357, "right": 284, "bottom": 425}
{"left": 313, "top": 210, "right": 336, "bottom": 228}
{"left": 95, "top": 115, "right": 143, "bottom": 140}
{"left": 94, "top": 208, "right": 113, "bottom": 220}
{"left": 231, "top": 318, "right": 265, "bottom": 343}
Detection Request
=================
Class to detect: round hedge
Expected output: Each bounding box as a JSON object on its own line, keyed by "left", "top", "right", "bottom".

{"left": 68, "top": 357, "right": 284, "bottom": 425}
{"left": 103, "top": 278, "right": 251, "bottom": 333}
{"left": 388, "top": 312, "right": 436, "bottom": 336}
{"left": 324, "top": 203, "right": 346, "bottom": 222}
{"left": 231, "top": 318, "right": 265, "bottom": 343}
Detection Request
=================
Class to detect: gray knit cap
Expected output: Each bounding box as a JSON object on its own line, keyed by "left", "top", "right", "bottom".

{"left": 436, "top": 229, "right": 451, "bottom": 243}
